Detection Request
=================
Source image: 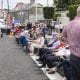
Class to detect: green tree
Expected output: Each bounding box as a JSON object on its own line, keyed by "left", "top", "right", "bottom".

{"left": 53, "top": 0, "right": 80, "bottom": 11}
{"left": 43, "top": 7, "right": 54, "bottom": 19}
{"left": 68, "top": 5, "right": 79, "bottom": 20}
{"left": 54, "top": 0, "right": 70, "bottom": 10}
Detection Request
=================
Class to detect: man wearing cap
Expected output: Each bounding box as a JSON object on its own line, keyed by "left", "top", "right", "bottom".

{"left": 62, "top": 6, "right": 80, "bottom": 80}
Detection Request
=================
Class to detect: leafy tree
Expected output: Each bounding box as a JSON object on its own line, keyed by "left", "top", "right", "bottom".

{"left": 43, "top": 7, "right": 54, "bottom": 19}
{"left": 53, "top": 0, "right": 80, "bottom": 11}
{"left": 54, "top": 0, "right": 70, "bottom": 10}
{"left": 68, "top": 5, "right": 79, "bottom": 20}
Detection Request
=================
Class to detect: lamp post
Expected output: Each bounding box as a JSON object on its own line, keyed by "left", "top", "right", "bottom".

{"left": 35, "top": 0, "right": 38, "bottom": 22}
{"left": 7, "top": 0, "right": 11, "bottom": 35}
{"left": 1, "top": 0, "right": 4, "bottom": 18}
{"left": 7, "top": 0, "right": 9, "bottom": 12}
{"left": 47, "top": 0, "right": 49, "bottom": 6}
{"left": 28, "top": 9, "right": 29, "bottom": 22}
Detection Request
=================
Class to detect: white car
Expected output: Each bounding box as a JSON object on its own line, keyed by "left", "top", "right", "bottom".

{"left": 0, "top": 21, "right": 7, "bottom": 29}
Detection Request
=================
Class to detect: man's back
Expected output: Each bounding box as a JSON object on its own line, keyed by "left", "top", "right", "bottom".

{"left": 62, "top": 17, "right": 80, "bottom": 57}
{"left": 62, "top": 6, "right": 80, "bottom": 80}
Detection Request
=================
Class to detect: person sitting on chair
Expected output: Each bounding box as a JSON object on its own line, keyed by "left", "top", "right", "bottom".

{"left": 30, "top": 33, "right": 45, "bottom": 56}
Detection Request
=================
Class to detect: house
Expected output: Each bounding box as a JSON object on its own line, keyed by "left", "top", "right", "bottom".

{"left": 10, "top": 2, "right": 44, "bottom": 24}
{"left": 0, "top": 9, "right": 8, "bottom": 19}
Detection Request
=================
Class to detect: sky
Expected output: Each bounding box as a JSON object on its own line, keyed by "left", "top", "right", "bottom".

{"left": 0, "top": 0, "right": 53, "bottom": 9}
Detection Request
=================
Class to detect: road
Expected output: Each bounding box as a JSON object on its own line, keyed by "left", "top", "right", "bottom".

{"left": 0, "top": 35, "right": 48, "bottom": 80}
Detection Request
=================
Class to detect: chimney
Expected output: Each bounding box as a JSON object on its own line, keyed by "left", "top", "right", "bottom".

{"left": 30, "top": 0, "right": 35, "bottom": 3}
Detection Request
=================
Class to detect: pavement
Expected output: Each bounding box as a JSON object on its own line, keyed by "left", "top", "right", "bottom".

{"left": 31, "top": 55, "right": 63, "bottom": 80}
{"left": 0, "top": 34, "right": 49, "bottom": 80}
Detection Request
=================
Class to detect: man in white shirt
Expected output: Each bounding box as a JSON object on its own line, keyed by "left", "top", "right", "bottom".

{"left": 59, "top": 23, "right": 64, "bottom": 33}
{"left": 20, "top": 29, "right": 28, "bottom": 49}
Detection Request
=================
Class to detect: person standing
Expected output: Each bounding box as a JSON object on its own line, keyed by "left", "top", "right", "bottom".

{"left": 0, "top": 28, "right": 3, "bottom": 38}
{"left": 30, "top": 33, "right": 45, "bottom": 55}
{"left": 20, "top": 29, "right": 28, "bottom": 50}
{"left": 59, "top": 22, "right": 64, "bottom": 33}
{"left": 62, "top": 6, "right": 80, "bottom": 80}
{"left": 55, "top": 22, "right": 60, "bottom": 33}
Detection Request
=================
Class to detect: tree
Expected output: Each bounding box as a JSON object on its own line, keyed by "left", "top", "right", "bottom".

{"left": 43, "top": 7, "right": 54, "bottom": 19}
{"left": 69, "top": 0, "right": 80, "bottom": 4}
{"left": 54, "top": 0, "right": 70, "bottom": 10}
{"left": 68, "top": 5, "right": 79, "bottom": 20}
{"left": 53, "top": 0, "right": 80, "bottom": 11}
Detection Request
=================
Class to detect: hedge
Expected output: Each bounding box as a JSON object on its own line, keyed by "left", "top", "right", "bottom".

{"left": 43, "top": 7, "right": 54, "bottom": 19}
{"left": 68, "top": 5, "right": 79, "bottom": 20}
{"left": 53, "top": 13, "right": 61, "bottom": 21}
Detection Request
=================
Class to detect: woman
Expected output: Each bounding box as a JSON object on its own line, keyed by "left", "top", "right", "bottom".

{"left": 30, "top": 33, "right": 45, "bottom": 55}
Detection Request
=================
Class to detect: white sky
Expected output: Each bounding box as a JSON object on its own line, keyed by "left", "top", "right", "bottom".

{"left": 0, "top": 0, "right": 53, "bottom": 9}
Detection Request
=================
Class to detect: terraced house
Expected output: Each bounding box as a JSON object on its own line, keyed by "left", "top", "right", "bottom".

{"left": 10, "top": 0, "right": 44, "bottom": 24}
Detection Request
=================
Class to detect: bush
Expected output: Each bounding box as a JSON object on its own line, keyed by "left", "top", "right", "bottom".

{"left": 54, "top": 13, "right": 61, "bottom": 21}
{"left": 67, "top": 13, "right": 69, "bottom": 17}
{"left": 43, "top": 7, "right": 54, "bottom": 19}
{"left": 68, "top": 5, "right": 79, "bottom": 20}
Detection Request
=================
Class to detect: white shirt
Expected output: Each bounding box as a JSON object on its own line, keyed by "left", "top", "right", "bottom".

{"left": 48, "top": 40, "right": 61, "bottom": 50}
{"left": 21, "top": 30, "right": 28, "bottom": 37}
{"left": 34, "top": 36, "right": 45, "bottom": 47}
{"left": 55, "top": 48, "right": 70, "bottom": 57}
{"left": 59, "top": 24, "right": 64, "bottom": 29}
{"left": 55, "top": 24, "right": 60, "bottom": 29}
{"left": 40, "top": 37, "right": 45, "bottom": 47}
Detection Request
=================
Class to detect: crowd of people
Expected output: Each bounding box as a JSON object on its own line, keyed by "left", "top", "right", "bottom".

{"left": 8, "top": 21, "right": 71, "bottom": 80}
{"left": 6, "top": 6, "right": 80, "bottom": 80}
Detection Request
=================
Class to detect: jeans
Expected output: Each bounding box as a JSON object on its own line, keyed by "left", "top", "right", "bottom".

{"left": 70, "top": 54, "right": 80, "bottom": 80}
{"left": 57, "top": 60, "right": 71, "bottom": 80}
{"left": 20, "top": 36, "right": 27, "bottom": 47}
{"left": 16, "top": 38, "right": 20, "bottom": 44}
{"left": 46, "top": 54, "right": 59, "bottom": 68}
{"left": 38, "top": 48, "right": 51, "bottom": 60}
{"left": 40, "top": 54, "right": 58, "bottom": 68}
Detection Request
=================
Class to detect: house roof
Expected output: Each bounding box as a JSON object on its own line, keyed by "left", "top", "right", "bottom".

{"left": 10, "top": 2, "right": 43, "bottom": 12}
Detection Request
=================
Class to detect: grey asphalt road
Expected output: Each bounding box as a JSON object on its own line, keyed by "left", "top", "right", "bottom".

{"left": 0, "top": 35, "right": 49, "bottom": 80}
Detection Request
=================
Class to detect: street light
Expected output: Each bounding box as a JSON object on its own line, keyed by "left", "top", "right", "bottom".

{"left": 35, "top": 0, "right": 38, "bottom": 22}
{"left": 1, "top": 0, "right": 4, "bottom": 18}
{"left": 47, "top": 0, "right": 49, "bottom": 6}
{"left": 28, "top": 9, "right": 30, "bottom": 22}
{"left": 7, "top": 0, "right": 9, "bottom": 14}
{"left": 7, "top": 0, "right": 11, "bottom": 35}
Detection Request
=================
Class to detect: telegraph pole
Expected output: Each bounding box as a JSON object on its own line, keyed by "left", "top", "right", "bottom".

{"left": 1, "top": 0, "right": 3, "bottom": 12}
{"left": 7, "top": 0, "right": 9, "bottom": 13}
{"left": 7, "top": 0, "right": 11, "bottom": 35}
{"left": 1, "top": 0, "right": 4, "bottom": 18}
{"left": 35, "top": 0, "right": 38, "bottom": 22}
{"left": 47, "top": 0, "right": 49, "bottom": 6}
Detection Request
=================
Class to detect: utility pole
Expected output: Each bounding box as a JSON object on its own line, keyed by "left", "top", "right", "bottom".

{"left": 1, "top": 0, "right": 3, "bottom": 18}
{"left": 7, "top": 0, "right": 11, "bottom": 26}
{"left": 7, "top": 0, "right": 9, "bottom": 14}
{"left": 28, "top": 9, "right": 29, "bottom": 22}
{"left": 7, "top": 0, "right": 11, "bottom": 35}
{"left": 35, "top": 0, "right": 38, "bottom": 22}
{"left": 47, "top": 0, "right": 49, "bottom": 6}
